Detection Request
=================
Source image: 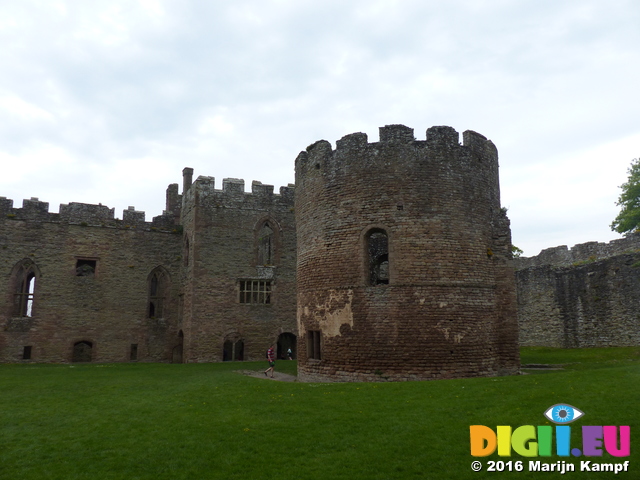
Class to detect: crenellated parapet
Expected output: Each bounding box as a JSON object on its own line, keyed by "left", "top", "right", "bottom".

{"left": 514, "top": 233, "right": 640, "bottom": 269}
{"left": 296, "top": 124, "right": 499, "bottom": 177}
{"left": 59, "top": 202, "right": 116, "bottom": 223}
{"left": 516, "top": 233, "right": 640, "bottom": 348}
{"left": 1, "top": 196, "right": 179, "bottom": 232}
{"left": 181, "top": 173, "right": 295, "bottom": 214}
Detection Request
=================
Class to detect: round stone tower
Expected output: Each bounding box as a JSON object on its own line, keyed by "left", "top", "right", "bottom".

{"left": 295, "top": 124, "right": 519, "bottom": 382}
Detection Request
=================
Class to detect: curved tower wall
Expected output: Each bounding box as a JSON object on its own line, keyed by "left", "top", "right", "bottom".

{"left": 295, "top": 124, "right": 519, "bottom": 382}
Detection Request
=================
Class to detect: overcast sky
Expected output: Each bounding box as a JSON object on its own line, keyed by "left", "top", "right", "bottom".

{"left": 0, "top": 0, "right": 638, "bottom": 256}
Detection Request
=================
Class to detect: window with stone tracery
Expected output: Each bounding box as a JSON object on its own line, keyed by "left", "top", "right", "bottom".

{"left": 13, "top": 260, "right": 37, "bottom": 317}
{"left": 148, "top": 268, "right": 168, "bottom": 318}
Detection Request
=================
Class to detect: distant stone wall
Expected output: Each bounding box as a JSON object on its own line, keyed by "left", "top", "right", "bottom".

{"left": 515, "top": 233, "right": 640, "bottom": 269}
{"left": 515, "top": 235, "right": 640, "bottom": 347}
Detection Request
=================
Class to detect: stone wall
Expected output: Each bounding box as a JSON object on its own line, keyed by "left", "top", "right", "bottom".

{"left": 515, "top": 233, "right": 640, "bottom": 268}
{"left": 0, "top": 198, "right": 182, "bottom": 363}
{"left": 515, "top": 235, "right": 640, "bottom": 347}
{"left": 0, "top": 171, "right": 298, "bottom": 364}
{"left": 180, "top": 173, "right": 297, "bottom": 362}
{"left": 295, "top": 125, "right": 520, "bottom": 382}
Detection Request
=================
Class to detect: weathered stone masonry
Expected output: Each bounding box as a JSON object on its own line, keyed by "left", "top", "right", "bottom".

{"left": 0, "top": 198, "right": 182, "bottom": 363}
{"left": 295, "top": 125, "right": 520, "bottom": 381}
{"left": 515, "top": 234, "right": 640, "bottom": 348}
{"left": 0, "top": 171, "right": 297, "bottom": 363}
{"left": 1, "top": 123, "right": 522, "bottom": 382}
{"left": 180, "top": 172, "right": 297, "bottom": 363}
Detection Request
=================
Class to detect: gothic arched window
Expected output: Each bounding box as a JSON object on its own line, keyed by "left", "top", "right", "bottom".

{"left": 13, "top": 260, "right": 38, "bottom": 317}
{"left": 148, "top": 268, "right": 169, "bottom": 318}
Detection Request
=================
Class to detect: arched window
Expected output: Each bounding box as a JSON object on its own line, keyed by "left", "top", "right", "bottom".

{"left": 367, "top": 229, "right": 389, "bottom": 285}
{"left": 13, "top": 260, "right": 38, "bottom": 317}
{"left": 148, "top": 268, "right": 169, "bottom": 318}
{"left": 257, "top": 222, "right": 274, "bottom": 265}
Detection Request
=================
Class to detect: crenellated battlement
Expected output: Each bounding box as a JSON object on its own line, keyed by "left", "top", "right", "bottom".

{"left": 60, "top": 202, "right": 115, "bottom": 223}
{"left": 182, "top": 172, "right": 295, "bottom": 210}
{"left": 514, "top": 232, "right": 640, "bottom": 269}
{"left": 0, "top": 196, "right": 177, "bottom": 231}
{"left": 295, "top": 124, "right": 498, "bottom": 176}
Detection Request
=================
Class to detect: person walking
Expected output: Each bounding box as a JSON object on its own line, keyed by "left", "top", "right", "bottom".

{"left": 264, "top": 344, "right": 275, "bottom": 378}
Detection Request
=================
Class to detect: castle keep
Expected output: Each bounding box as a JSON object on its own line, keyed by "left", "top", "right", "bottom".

{"left": 1, "top": 123, "right": 523, "bottom": 382}
{"left": 295, "top": 125, "right": 520, "bottom": 381}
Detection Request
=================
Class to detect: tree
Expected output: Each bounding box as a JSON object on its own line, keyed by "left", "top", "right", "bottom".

{"left": 611, "top": 157, "right": 640, "bottom": 235}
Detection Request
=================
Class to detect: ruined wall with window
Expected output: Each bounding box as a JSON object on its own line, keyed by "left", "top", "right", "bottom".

{"left": 295, "top": 125, "right": 520, "bottom": 382}
{"left": 180, "top": 172, "right": 297, "bottom": 363}
{"left": 515, "top": 235, "right": 640, "bottom": 347}
{"left": 0, "top": 196, "right": 182, "bottom": 363}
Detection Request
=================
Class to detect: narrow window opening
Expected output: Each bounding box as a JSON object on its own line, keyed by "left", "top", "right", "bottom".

{"left": 23, "top": 346, "right": 32, "bottom": 360}
{"left": 183, "top": 236, "right": 190, "bottom": 266}
{"left": 307, "top": 330, "right": 322, "bottom": 360}
{"left": 76, "top": 259, "right": 96, "bottom": 277}
{"left": 367, "top": 230, "right": 389, "bottom": 285}
{"left": 130, "top": 344, "right": 138, "bottom": 361}
{"left": 257, "top": 222, "right": 274, "bottom": 265}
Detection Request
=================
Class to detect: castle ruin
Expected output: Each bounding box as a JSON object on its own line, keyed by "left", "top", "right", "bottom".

{"left": 0, "top": 171, "right": 296, "bottom": 363}
{"left": 515, "top": 234, "right": 640, "bottom": 348}
{"left": 1, "top": 124, "right": 523, "bottom": 382}
{"left": 295, "top": 125, "right": 520, "bottom": 381}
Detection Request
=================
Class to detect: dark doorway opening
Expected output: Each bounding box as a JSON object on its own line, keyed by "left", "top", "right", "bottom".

{"left": 72, "top": 341, "right": 93, "bottom": 362}
{"left": 277, "top": 332, "right": 297, "bottom": 360}
{"left": 172, "top": 331, "right": 184, "bottom": 363}
{"left": 223, "top": 338, "right": 244, "bottom": 361}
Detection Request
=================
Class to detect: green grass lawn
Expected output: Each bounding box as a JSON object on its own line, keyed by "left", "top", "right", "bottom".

{"left": 1, "top": 348, "right": 638, "bottom": 480}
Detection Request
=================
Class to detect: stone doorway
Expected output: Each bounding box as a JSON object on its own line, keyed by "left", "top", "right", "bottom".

{"left": 172, "top": 330, "right": 184, "bottom": 363}
{"left": 222, "top": 335, "right": 244, "bottom": 361}
{"left": 277, "top": 332, "right": 296, "bottom": 360}
{"left": 72, "top": 341, "right": 93, "bottom": 362}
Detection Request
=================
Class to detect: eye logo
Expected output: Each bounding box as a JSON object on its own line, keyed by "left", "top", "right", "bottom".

{"left": 544, "top": 404, "right": 584, "bottom": 424}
